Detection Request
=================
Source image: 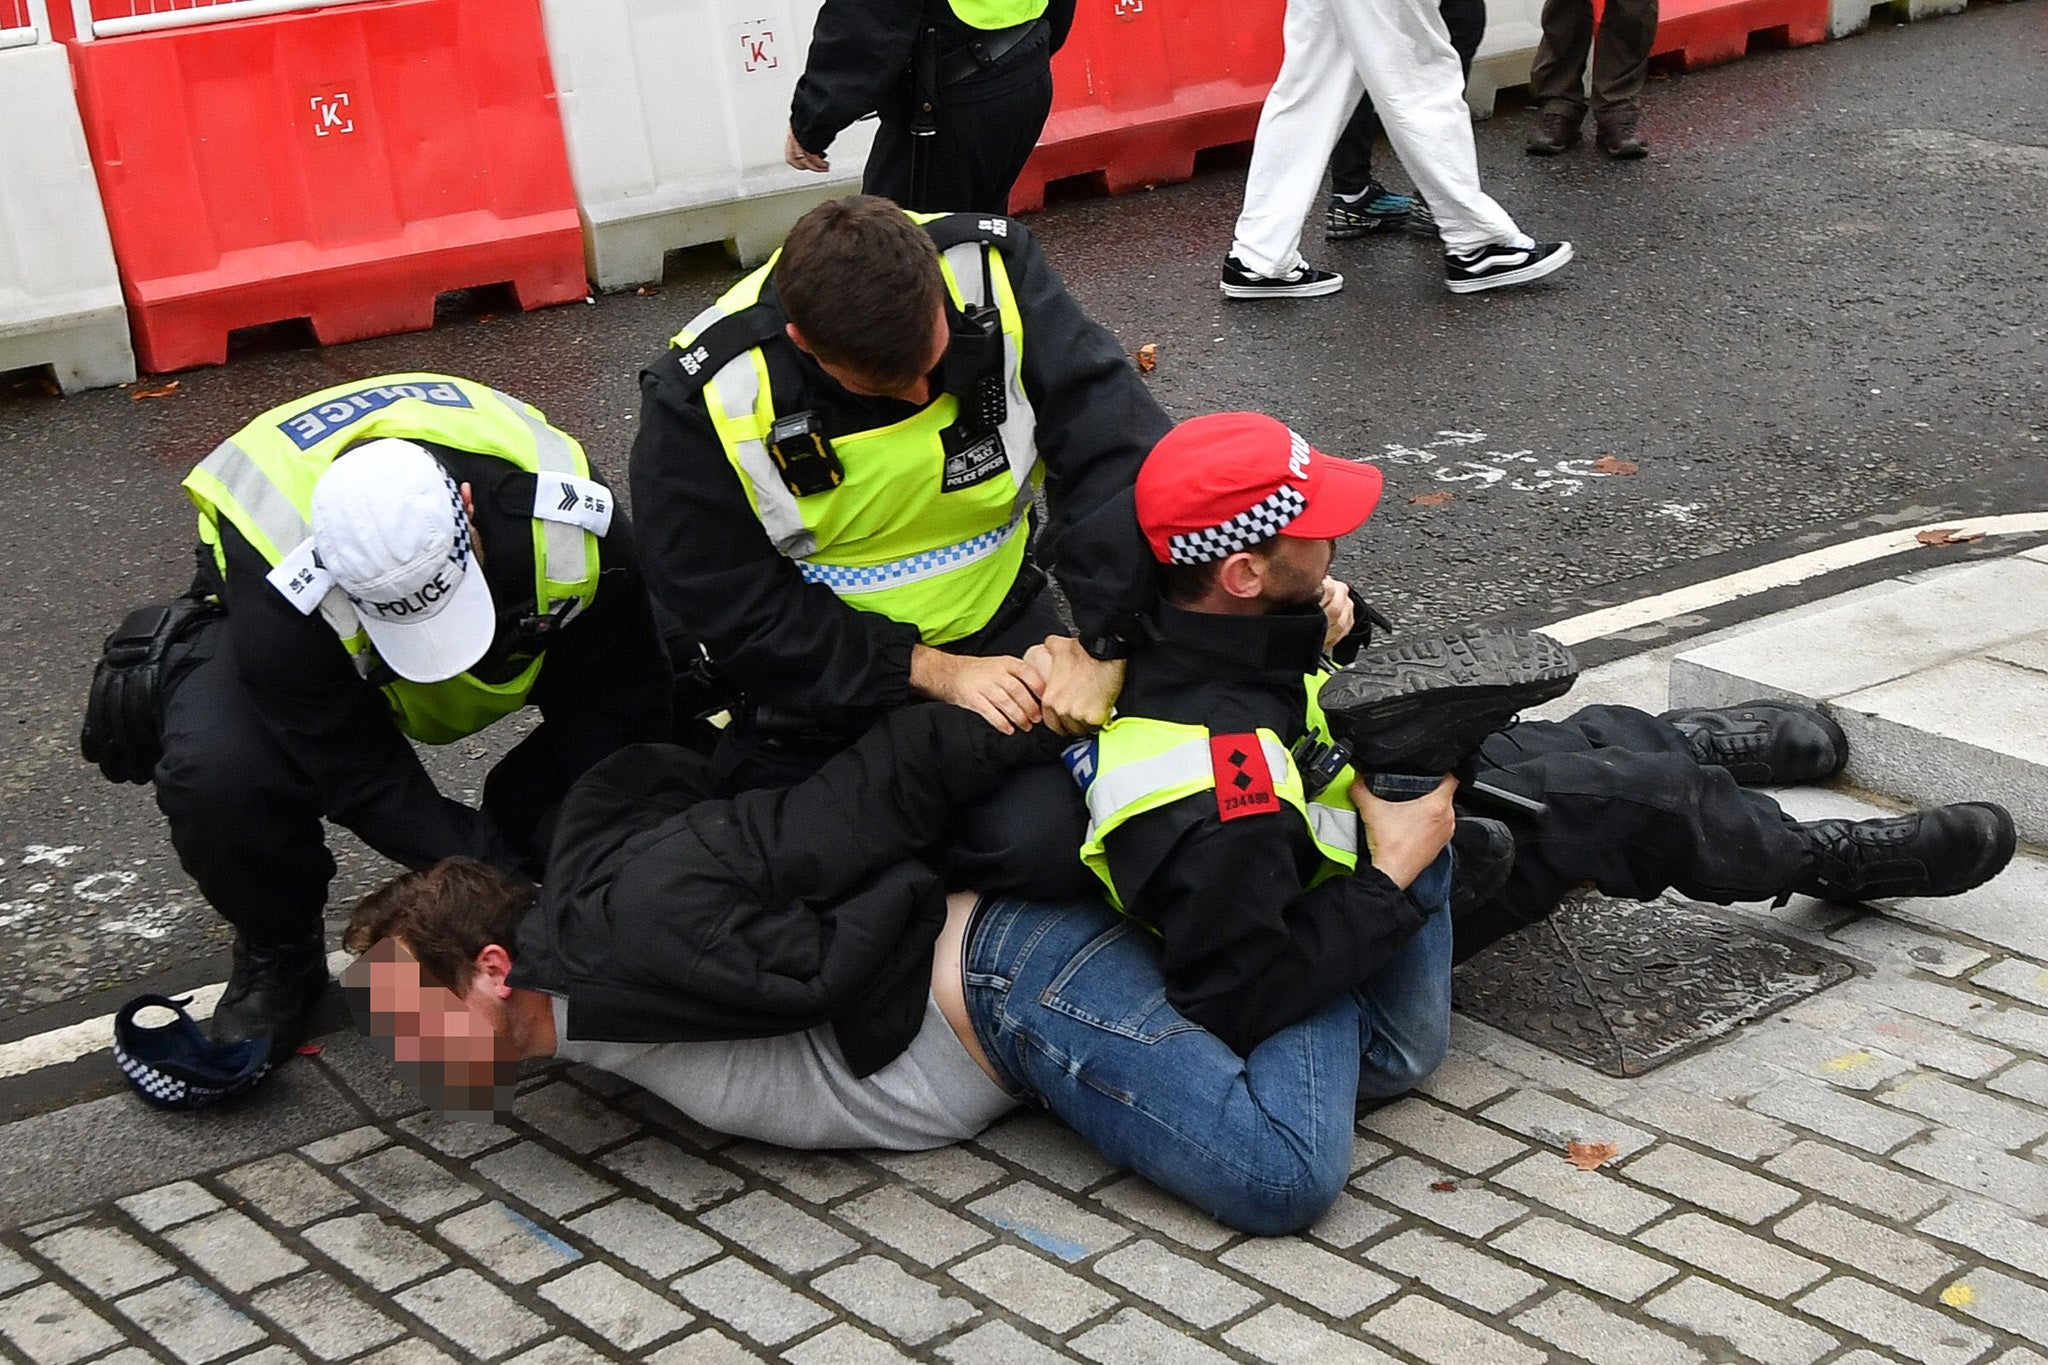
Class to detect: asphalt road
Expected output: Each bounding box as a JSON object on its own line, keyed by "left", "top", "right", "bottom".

{"left": 1, "top": 2, "right": 2042, "bottom": 1083}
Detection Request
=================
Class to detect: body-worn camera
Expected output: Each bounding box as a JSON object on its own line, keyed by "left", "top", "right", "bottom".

{"left": 767, "top": 410, "right": 844, "bottom": 497}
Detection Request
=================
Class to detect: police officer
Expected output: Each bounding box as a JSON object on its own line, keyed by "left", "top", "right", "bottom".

{"left": 132, "top": 375, "right": 669, "bottom": 1059}
{"left": 782, "top": 0, "right": 1076, "bottom": 212}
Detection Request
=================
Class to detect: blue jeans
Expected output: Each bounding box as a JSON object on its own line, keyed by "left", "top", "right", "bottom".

{"left": 962, "top": 854, "right": 1453, "bottom": 1236}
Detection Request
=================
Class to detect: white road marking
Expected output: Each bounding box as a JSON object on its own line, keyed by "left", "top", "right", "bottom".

{"left": 22, "top": 846, "right": 81, "bottom": 868}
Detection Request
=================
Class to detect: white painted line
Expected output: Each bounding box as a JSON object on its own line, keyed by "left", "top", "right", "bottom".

{"left": 1540, "top": 512, "right": 2048, "bottom": 646}
{"left": 0, "top": 951, "right": 353, "bottom": 1082}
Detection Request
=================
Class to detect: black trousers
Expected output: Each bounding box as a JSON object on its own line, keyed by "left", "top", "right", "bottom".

{"left": 1452, "top": 705, "right": 1812, "bottom": 962}
{"left": 152, "top": 621, "right": 577, "bottom": 949}
{"left": 1329, "top": 0, "right": 1487, "bottom": 198}
{"left": 862, "top": 29, "right": 1055, "bottom": 214}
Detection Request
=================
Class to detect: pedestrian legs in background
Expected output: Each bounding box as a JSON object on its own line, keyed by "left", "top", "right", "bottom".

{"left": 862, "top": 29, "right": 1056, "bottom": 213}
{"left": 1325, "top": 0, "right": 1486, "bottom": 240}
{"left": 1527, "top": 0, "right": 1658, "bottom": 158}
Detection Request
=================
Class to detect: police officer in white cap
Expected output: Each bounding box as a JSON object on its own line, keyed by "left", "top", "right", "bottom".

{"left": 88, "top": 375, "right": 671, "bottom": 1061}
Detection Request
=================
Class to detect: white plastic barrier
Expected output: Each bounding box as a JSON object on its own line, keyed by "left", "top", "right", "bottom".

{"left": 0, "top": 0, "right": 135, "bottom": 391}
{"left": 1466, "top": 0, "right": 1545, "bottom": 119}
{"left": 539, "top": 0, "right": 877, "bottom": 291}
{"left": 1827, "top": 0, "right": 1964, "bottom": 38}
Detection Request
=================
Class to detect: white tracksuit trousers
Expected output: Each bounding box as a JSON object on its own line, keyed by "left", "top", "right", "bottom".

{"left": 1230, "top": 0, "right": 1533, "bottom": 274}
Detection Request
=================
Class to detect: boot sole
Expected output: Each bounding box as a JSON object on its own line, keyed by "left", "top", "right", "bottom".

{"left": 1320, "top": 629, "right": 1581, "bottom": 770}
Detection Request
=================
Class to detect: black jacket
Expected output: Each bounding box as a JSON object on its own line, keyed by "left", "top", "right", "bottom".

{"left": 1101, "top": 604, "right": 1435, "bottom": 1056}
{"left": 789, "top": 0, "right": 1077, "bottom": 156}
{"left": 629, "top": 214, "right": 1167, "bottom": 730}
{"left": 510, "top": 704, "right": 1065, "bottom": 1075}
{"left": 199, "top": 445, "right": 671, "bottom": 874}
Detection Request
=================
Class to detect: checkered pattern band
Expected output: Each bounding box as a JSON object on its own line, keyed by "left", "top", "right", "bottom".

{"left": 1165, "top": 484, "right": 1308, "bottom": 565}
{"left": 796, "top": 511, "right": 1025, "bottom": 595}
{"left": 114, "top": 1043, "right": 192, "bottom": 1106}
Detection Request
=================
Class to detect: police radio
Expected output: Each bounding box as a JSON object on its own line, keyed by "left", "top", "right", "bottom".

{"left": 767, "top": 411, "right": 844, "bottom": 497}
{"left": 949, "top": 304, "right": 1008, "bottom": 437}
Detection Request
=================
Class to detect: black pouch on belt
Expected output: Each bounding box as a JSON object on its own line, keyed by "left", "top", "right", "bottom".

{"left": 80, "top": 594, "right": 223, "bottom": 785}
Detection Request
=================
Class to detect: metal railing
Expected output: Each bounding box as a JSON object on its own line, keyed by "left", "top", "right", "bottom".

{"left": 68, "top": 0, "right": 373, "bottom": 40}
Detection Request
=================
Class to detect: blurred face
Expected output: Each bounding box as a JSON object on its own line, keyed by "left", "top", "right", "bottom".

{"left": 342, "top": 938, "right": 517, "bottom": 1122}
{"left": 1259, "top": 535, "right": 1334, "bottom": 610}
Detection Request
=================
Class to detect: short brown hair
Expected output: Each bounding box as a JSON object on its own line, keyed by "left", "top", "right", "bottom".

{"left": 777, "top": 195, "right": 946, "bottom": 389}
{"left": 1159, "top": 537, "right": 1277, "bottom": 604}
{"left": 343, "top": 858, "right": 532, "bottom": 994}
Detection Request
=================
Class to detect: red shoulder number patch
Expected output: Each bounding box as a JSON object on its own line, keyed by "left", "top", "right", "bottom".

{"left": 1209, "top": 733, "right": 1278, "bottom": 822}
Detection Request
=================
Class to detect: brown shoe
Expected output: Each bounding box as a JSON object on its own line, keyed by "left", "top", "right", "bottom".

{"left": 1526, "top": 110, "right": 1583, "bottom": 155}
{"left": 1596, "top": 108, "right": 1649, "bottom": 159}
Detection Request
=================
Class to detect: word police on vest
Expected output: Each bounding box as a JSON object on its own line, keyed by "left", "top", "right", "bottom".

{"left": 309, "top": 438, "right": 498, "bottom": 684}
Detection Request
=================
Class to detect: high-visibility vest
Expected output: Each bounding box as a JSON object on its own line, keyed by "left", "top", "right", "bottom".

{"left": 1073, "top": 674, "right": 1366, "bottom": 916}
{"left": 948, "top": 0, "right": 1049, "bottom": 29}
{"left": 182, "top": 373, "right": 605, "bottom": 746}
{"left": 669, "top": 212, "right": 1041, "bottom": 646}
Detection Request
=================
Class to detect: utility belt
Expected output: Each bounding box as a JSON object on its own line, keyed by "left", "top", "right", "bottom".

{"left": 936, "top": 17, "right": 1049, "bottom": 86}
{"left": 80, "top": 593, "right": 224, "bottom": 785}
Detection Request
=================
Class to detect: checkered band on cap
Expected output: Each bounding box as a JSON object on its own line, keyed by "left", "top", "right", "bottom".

{"left": 1164, "top": 484, "right": 1308, "bottom": 565}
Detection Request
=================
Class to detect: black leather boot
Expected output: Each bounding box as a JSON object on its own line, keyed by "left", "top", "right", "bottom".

{"left": 1660, "top": 700, "right": 1848, "bottom": 786}
{"left": 210, "top": 933, "right": 330, "bottom": 1063}
{"left": 1319, "top": 628, "right": 1580, "bottom": 773}
{"left": 1795, "top": 803, "right": 2016, "bottom": 902}
{"left": 1449, "top": 817, "right": 1515, "bottom": 920}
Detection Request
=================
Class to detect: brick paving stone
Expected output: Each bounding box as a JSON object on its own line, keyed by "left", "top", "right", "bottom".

{"left": 1490, "top": 1216, "right": 1678, "bottom": 1302}
{"left": 473, "top": 1141, "right": 617, "bottom": 1219}
{"left": 1796, "top": 1276, "right": 1992, "bottom": 1365}
{"left": 437, "top": 1201, "right": 583, "bottom": 1283}
{"left": 33, "top": 1222, "right": 174, "bottom": 1297}
{"left": 299, "top": 1126, "right": 391, "bottom": 1166}
{"left": 253, "top": 1271, "right": 406, "bottom": 1360}
{"left": 1941, "top": 1268, "right": 2048, "bottom": 1346}
{"left": 515, "top": 1083, "right": 641, "bottom": 1154}
{"left": 599, "top": 1139, "right": 744, "bottom": 1214}
{"left": 1892, "top": 1131, "right": 2048, "bottom": 1216}
{"left": 649, "top": 1328, "right": 770, "bottom": 1364}
{"left": 1490, "top": 1153, "right": 1672, "bottom": 1235}
{"left": 1989, "top": 1353, "right": 2048, "bottom": 1365}
{"left": 538, "top": 1263, "right": 694, "bottom": 1352}
{"left": 967, "top": 1183, "right": 1130, "bottom": 1264}
{"left": 1362, "top": 1100, "right": 1529, "bottom": 1173}
{"left": 1844, "top": 973, "right": 2001, "bottom": 1026}
{"left": 870, "top": 1148, "right": 1005, "bottom": 1202}
{"left": 933, "top": 1320, "right": 1079, "bottom": 1365}
{"left": 164, "top": 1209, "right": 310, "bottom": 1293}
{"left": 1644, "top": 1277, "right": 1839, "bottom": 1365}
{"left": 1791, "top": 997, "right": 2019, "bottom": 1080}
{"left": 699, "top": 1191, "right": 856, "bottom": 1275}
{"left": 1306, "top": 1193, "right": 1400, "bottom": 1249}
{"left": 1451, "top": 1018, "right": 1631, "bottom": 1106}
{"left": 1970, "top": 959, "right": 2048, "bottom": 1009}
{"left": 811, "top": 1255, "right": 978, "bottom": 1344}
{"left": 1363, "top": 1294, "right": 1546, "bottom": 1365}
{"left": 1763, "top": 1141, "right": 1950, "bottom": 1221}
{"left": 1224, "top": 1305, "right": 1402, "bottom": 1365}
{"left": 1351, "top": 1155, "right": 1527, "bottom": 1237}
{"left": 0, "top": 1245, "right": 34, "bottom": 1295}
{"left": 722, "top": 1145, "right": 873, "bottom": 1204}
{"left": 1650, "top": 1048, "right": 1788, "bottom": 1102}
{"left": 566, "top": 1198, "right": 720, "bottom": 1279}
{"left": 975, "top": 1114, "right": 1118, "bottom": 1192}
{"left": 396, "top": 1111, "right": 516, "bottom": 1160}
{"left": 0, "top": 1282, "right": 126, "bottom": 1365}
{"left": 1621, "top": 1144, "right": 1799, "bottom": 1224}
{"left": 339, "top": 1146, "right": 481, "bottom": 1222}
{"left": 1748, "top": 1077, "right": 1932, "bottom": 1154}
{"left": 1512, "top": 1289, "right": 1706, "bottom": 1365}
{"left": 1774, "top": 1204, "right": 1960, "bottom": 1292}
{"left": 1089, "top": 1178, "right": 1232, "bottom": 1251}
{"left": 115, "top": 1277, "right": 264, "bottom": 1365}
{"left": 94, "top": 1351, "right": 166, "bottom": 1365}
{"left": 780, "top": 1322, "right": 915, "bottom": 1365}
{"left": 1363, "top": 1228, "right": 1539, "bottom": 1313}
{"left": 1726, "top": 1020, "right": 1916, "bottom": 1092}
{"left": 115, "top": 1181, "right": 222, "bottom": 1233}
{"left": 1414, "top": 1052, "right": 1520, "bottom": 1110}
{"left": 219, "top": 1154, "right": 355, "bottom": 1227}
{"left": 302, "top": 1213, "right": 450, "bottom": 1291}
{"left": 1221, "top": 1236, "right": 1399, "bottom": 1318}
{"left": 1831, "top": 1355, "right": 1910, "bottom": 1365}
{"left": 672, "top": 1258, "right": 832, "bottom": 1348}
{"left": 1988, "top": 1060, "right": 2048, "bottom": 1107}
{"left": 1828, "top": 919, "right": 1988, "bottom": 978}
{"left": 1964, "top": 1006, "right": 2048, "bottom": 1055}
{"left": 1881, "top": 1075, "right": 2048, "bottom": 1149}
{"left": 394, "top": 1268, "right": 547, "bottom": 1360}
{"left": 1071, "top": 1307, "right": 1237, "bottom": 1365}
{"left": 1092, "top": 1241, "right": 1260, "bottom": 1330}
{"left": 1637, "top": 1212, "right": 1827, "bottom": 1297}
{"left": 947, "top": 1245, "right": 1115, "bottom": 1334}
{"left": 504, "top": 1340, "right": 611, "bottom": 1365}
{"left": 359, "top": 1338, "right": 462, "bottom": 1365}
{"left": 1480, "top": 1091, "right": 1655, "bottom": 1157}
{"left": 222, "top": 1349, "right": 303, "bottom": 1365}
{"left": 624, "top": 1093, "right": 733, "bottom": 1152}
{"left": 834, "top": 1186, "right": 991, "bottom": 1267}
{"left": 21, "top": 1215, "right": 88, "bottom": 1239}
{"left": 1918, "top": 1197, "right": 2048, "bottom": 1280}
{"left": 1615, "top": 1087, "right": 1797, "bottom": 1161}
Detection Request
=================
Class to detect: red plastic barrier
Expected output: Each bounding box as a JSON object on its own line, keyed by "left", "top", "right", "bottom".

{"left": 65, "top": 0, "right": 586, "bottom": 372}
{"left": 1649, "top": 0, "right": 1829, "bottom": 67}
{"left": 1010, "top": 0, "right": 1286, "bottom": 213}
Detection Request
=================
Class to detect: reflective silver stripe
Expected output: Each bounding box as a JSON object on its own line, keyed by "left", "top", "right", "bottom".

{"left": 1082, "top": 737, "right": 1212, "bottom": 829}
{"left": 485, "top": 388, "right": 590, "bottom": 622}
{"left": 1307, "top": 801, "right": 1360, "bottom": 857}
{"left": 943, "top": 242, "right": 987, "bottom": 309}
{"left": 198, "top": 438, "right": 310, "bottom": 555}
{"left": 707, "top": 353, "right": 816, "bottom": 561}
{"left": 796, "top": 506, "right": 1027, "bottom": 596}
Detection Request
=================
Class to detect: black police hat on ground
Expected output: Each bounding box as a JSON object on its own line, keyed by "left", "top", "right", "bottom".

{"left": 113, "top": 994, "right": 271, "bottom": 1111}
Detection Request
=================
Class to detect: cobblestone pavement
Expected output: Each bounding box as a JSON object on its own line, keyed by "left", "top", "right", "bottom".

{"left": 4, "top": 883, "right": 2045, "bottom": 1365}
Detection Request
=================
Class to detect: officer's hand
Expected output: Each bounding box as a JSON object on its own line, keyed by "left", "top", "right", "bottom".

{"left": 912, "top": 645, "right": 1044, "bottom": 734}
{"left": 785, "top": 127, "right": 830, "bottom": 173}
{"left": 1319, "top": 577, "right": 1356, "bottom": 655}
{"left": 1350, "top": 775, "right": 1456, "bottom": 890}
{"left": 1030, "top": 635, "right": 1125, "bottom": 738}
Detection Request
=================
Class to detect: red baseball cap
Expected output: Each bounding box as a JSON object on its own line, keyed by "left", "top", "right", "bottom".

{"left": 1136, "top": 412, "right": 1384, "bottom": 565}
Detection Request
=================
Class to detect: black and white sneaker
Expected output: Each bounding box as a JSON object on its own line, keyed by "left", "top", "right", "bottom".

{"left": 1222, "top": 254, "right": 1344, "bottom": 300}
{"left": 1443, "top": 239, "right": 1573, "bottom": 294}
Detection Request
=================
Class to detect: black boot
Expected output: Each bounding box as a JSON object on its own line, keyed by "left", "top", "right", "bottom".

{"left": 211, "top": 933, "right": 330, "bottom": 1063}
{"left": 1319, "top": 628, "right": 1581, "bottom": 772}
{"left": 1661, "top": 700, "right": 1848, "bottom": 786}
{"left": 1449, "top": 817, "right": 1515, "bottom": 921}
{"left": 1796, "top": 803, "right": 2017, "bottom": 902}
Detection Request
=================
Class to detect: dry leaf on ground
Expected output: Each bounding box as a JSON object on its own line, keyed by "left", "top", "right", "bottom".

{"left": 1410, "top": 490, "right": 1455, "bottom": 507}
{"left": 1135, "top": 343, "right": 1158, "bottom": 373}
{"left": 1565, "top": 1140, "right": 1621, "bottom": 1171}
{"left": 634, "top": 285, "right": 661, "bottom": 297}
{"left": 1428, "top": 1180, "right": 1459, "bottom": 1193}
{"left": 1916, "top": 527, "right": 1984, "bottom": 546}
{"left": 129, "top": 381, "right": 181, "bottom": 400}
{"left": 1591, "top": 456, "right": 1639, "bottom": 475}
